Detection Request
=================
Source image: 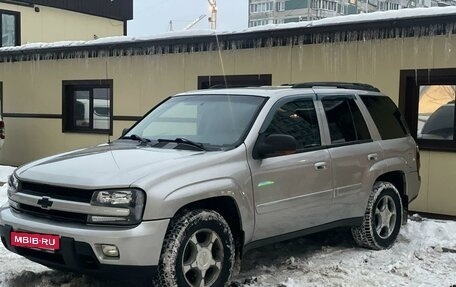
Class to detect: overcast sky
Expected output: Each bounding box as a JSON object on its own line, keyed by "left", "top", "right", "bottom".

{"left": 128, "top": 0, "right": 248, "bottom": 36}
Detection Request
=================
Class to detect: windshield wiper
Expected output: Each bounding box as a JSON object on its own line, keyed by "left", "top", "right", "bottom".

{"left": 157, "top": 137, "right": 206, "bottom": 151}
{"left": 121, "top": 134, "right": 152, "bottom": 146}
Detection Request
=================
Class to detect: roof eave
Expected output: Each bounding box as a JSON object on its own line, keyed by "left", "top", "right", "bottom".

{"left": 0, "top": 13, "right": 454, "bottom": 60}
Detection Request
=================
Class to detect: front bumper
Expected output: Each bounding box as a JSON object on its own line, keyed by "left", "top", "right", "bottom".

{"left": 0, "top": 206, "right": 169, "bottom": 278}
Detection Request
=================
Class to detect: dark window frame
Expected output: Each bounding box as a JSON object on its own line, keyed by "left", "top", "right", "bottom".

{"left": 0, "top": 9, "right": 20, "bottom": 47}
{"left": 399, "top": 68, "right": 456, "bottom": 152}
{"left": 62, "top": 80, "right": 113, "bottom": 135}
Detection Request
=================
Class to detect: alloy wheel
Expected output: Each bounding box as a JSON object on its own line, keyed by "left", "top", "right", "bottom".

{"left": 182, "top": 229, "right": 224, "bottom": 287}
{"left": 374, "top": 195, "right": 397, "bottom": 239}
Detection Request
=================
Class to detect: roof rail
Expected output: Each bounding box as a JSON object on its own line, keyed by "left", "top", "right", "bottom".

{"left": 290, "top": 82, "right": 380, "bottom": 92}
{"left": 207, "top": 84, "right": 261, "bottom": 89}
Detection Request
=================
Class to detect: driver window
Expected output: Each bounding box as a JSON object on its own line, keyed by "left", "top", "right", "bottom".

{"left": 264, "top": 99, "right": 321, "bottom": 152}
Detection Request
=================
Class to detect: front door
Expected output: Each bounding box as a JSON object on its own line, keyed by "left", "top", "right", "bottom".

{"left": 249, "top": 96, "right": 334, "bottom": 240}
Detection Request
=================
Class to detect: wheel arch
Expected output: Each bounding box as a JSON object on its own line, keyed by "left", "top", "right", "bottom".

{"left": 172, "top": 196, "right": 245, "bottom": 256}
{"left": 375, "top": 171, "right": 407, "bottom": 210}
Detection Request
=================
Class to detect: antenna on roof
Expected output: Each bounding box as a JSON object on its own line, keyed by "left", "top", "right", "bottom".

{"left": 168, "top": 20, "right": 173, "bottom": 32}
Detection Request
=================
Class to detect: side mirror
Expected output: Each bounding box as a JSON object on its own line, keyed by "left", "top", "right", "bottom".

{"left": 121, "top": 128, "right": 129, "bottom": 137}
{"left": 254, "top": 134, "right": 297, "bottom": 159}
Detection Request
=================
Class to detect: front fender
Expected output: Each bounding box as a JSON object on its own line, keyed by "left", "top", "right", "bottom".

{"left": 143, "top": 177, "right": 255, "bottom": 244}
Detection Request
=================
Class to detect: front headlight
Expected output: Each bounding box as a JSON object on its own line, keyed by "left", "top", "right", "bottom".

{"left": 7, "top": 174, "right": 19, "bottom": 197}
{"left": 88, "top": 189, "right": 146, "bottom": 225}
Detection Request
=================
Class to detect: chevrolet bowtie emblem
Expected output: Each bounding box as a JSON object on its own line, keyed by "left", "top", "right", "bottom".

{"left": 37, "top": 197, "right": 53, "bottom": 209}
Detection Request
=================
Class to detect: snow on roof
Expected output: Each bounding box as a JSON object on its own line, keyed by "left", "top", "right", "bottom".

{"left": 1, "top": 7, "right": 456, "bottom": 53}
{"left": 0, "top": 30, "right": 217, "bottom": 52}
{"left": 244, "top": 6, "right": 456, "bottom": 33}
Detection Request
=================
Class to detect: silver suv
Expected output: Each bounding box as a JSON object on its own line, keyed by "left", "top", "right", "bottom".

{"left": 0, "top": 83, "right": 420, "bottom": 286}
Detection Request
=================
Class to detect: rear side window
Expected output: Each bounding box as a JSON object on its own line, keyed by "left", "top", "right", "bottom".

{"left": 322, "top": 97, "right": 371, "bottom": 144}
{"left": 360, "top": 95, "right": 408, "bottom": 140}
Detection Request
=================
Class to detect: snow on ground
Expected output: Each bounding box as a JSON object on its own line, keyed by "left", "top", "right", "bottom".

{"left": 231, "top": 217, "right": 456, "bottom": 287}
{"left": 0, "top": 166, "right": 14, "bottom": 184}
{"left": 0, "top": 166, "right": 15, "bottom": 206}
{"left": 0, "top": 216, "right": 454, "bottom": 286}
{"left": 0, "top": 164, "right": 454, "bottom": 286}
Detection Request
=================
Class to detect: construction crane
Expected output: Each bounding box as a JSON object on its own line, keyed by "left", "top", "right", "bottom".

{"left": 168, "top": 14, "right": 207, "bottom": 32}
{"left": 184, "top": 14, "right": 207, "bottom": 30}
{"left": 208, "top": 0, "right": 217, "bottom": 30}
{"left": 168, "top": 1, "right": 217, "bottom": 32}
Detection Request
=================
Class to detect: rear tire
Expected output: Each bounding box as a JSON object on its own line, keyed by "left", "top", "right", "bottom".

{"left": 156, "top": 209, "right": 235, "bottom": 287}
{"left": 352, "top": 181, "right": 403, "bottom": 250}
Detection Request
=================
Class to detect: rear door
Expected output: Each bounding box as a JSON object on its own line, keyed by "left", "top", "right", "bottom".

{"left": 249, "top": 95, "right": 334, "bottom": 240}
{"left": 319, "top": 94, "right": 383, "bottom": 219}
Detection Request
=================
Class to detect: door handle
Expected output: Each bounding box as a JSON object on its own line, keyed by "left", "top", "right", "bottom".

{"left": 314, "top": 162, "right": 327, "bottom": 170}
{"left": 368, "top": 153, "right": 379, "bottom": 161}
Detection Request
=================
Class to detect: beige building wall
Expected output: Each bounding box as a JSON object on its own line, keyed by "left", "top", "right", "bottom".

{"left": 0, "top": 34, "right": 454, "bottom": 215}
{"left": 0, "top": 3, "right": 124, "bottom": 44}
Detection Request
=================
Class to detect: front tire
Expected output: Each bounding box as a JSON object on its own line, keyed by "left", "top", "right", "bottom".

{"left": 156, "top": 209, "right": 235, "bottom": 287}
{"left": 352, "top": 181, "right": 403, "bottom": 250}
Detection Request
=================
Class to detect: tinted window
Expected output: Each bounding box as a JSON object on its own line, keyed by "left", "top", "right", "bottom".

{"left": 322, "top": 97, "right": 371, "bottom": 144}
{"left": 361, "top": 95, "right": 408, "bottom": 140}
{"left": 264, "top": 99, "right": 320, "bottom": 150}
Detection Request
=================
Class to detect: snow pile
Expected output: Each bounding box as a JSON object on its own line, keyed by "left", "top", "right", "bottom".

{"left": 0, "top": 166, "right": 14, "bottom": 183}
{"left": 0, "top": 166, "right": 14, "bottom": 206}
{"left": 0, "top": 217, "right": 454, "bottom": 286}
{"left": 232, "top": 217, "right": 456, "bottom": 287}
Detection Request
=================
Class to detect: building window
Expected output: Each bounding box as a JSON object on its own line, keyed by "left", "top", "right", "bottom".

{"left": 0, "top": 10, "right": 20, "bottom": 47}
{"left": 249, "top": 19, "right": 274, "bottom": 27}
{"left": 417, "top": 85, "right": 455, "bottom": 141}
{"left": 62, "top": 80, "right": 113, "bottom": 134}
{"left": 312, "top": 0, "right": 339, "bottom": 11}
{"left": 277, "top": 1, "right": 286, "bottom": 11}
{"left": 379, "top": 1, "right": 400, "bottom": 10}
{"left": 399, "top": 68, "right": 456, "bottom": 151}
{"left": 250, "top": 1, "right": 274, "bottom": 13}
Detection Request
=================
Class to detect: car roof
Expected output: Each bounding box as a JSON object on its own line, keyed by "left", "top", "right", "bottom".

{"left": 176, "top": 86, "right": 384, "bottom": 98}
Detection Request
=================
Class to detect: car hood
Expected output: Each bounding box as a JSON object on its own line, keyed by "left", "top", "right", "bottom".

{"left": 16, "top": 141, "right": 207, "bottom": 189}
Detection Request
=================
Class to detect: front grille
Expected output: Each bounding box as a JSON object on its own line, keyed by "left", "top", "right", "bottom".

{"left": 12, "top": 181, "right": 93, "bottom": 224}
{"left": 13, "top": 204, "right": 88, "bottom": 224}
{"left": 19, "top": 181, "right": 93, "bottom": 203}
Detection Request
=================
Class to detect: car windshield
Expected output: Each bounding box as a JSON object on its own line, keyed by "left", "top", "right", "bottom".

{"left": 125, "top": 95, "right": 265, "bottom": 150}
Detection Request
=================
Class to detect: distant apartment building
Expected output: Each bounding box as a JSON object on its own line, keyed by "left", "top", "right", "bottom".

{"left": 0, "top": 0, "right": 133, "bottom": 47}
{"left": 248, "top": 0, "right": 456, "bottom": 27}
